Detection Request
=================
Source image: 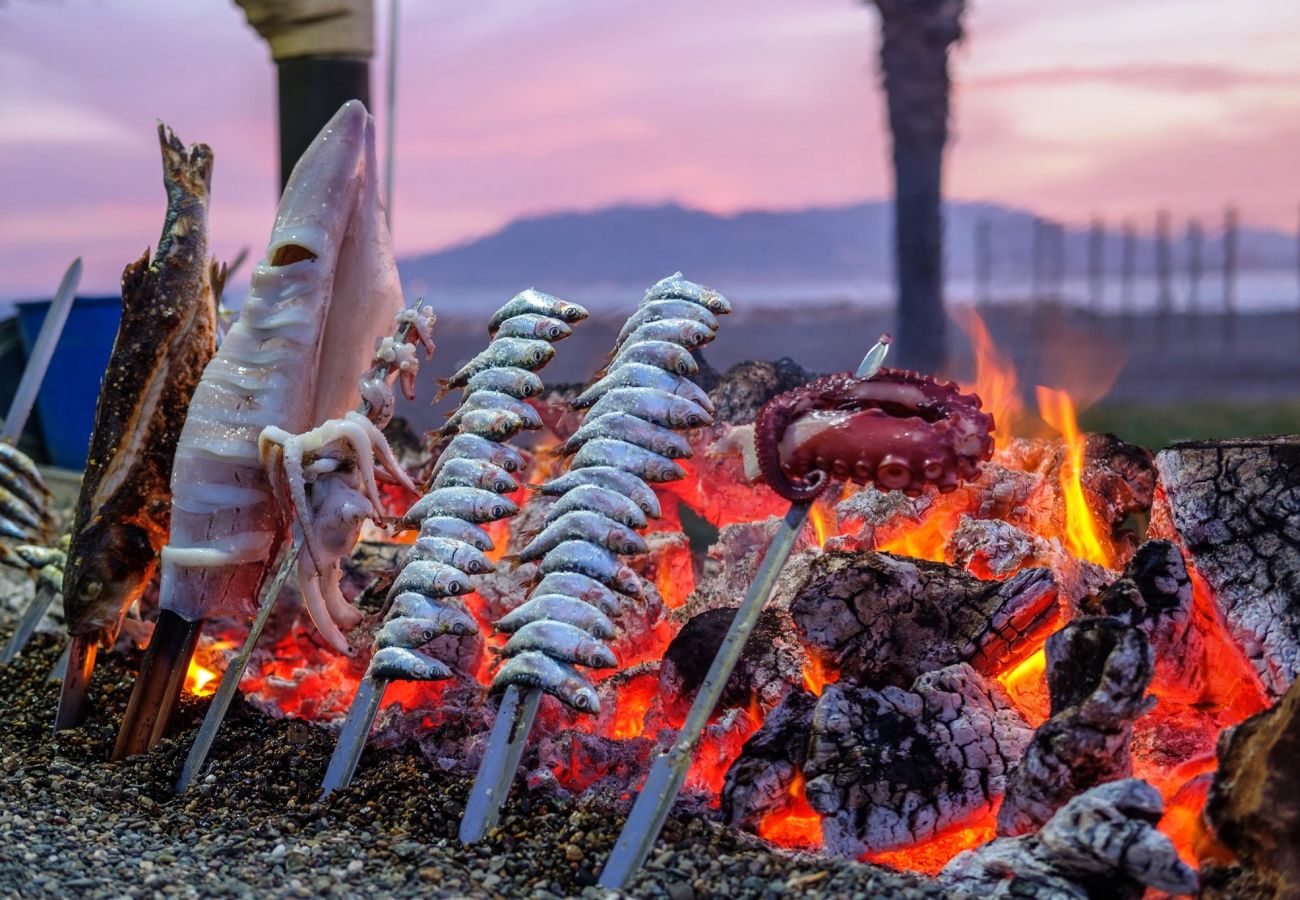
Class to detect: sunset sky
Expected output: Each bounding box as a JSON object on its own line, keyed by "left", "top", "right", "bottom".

{"left": 1, "top": 0, "right": 1298, "bottom": 298}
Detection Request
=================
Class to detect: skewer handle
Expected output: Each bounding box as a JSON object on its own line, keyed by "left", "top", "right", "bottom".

{"left": 3, "top": 258, "right": 81, "bottom": 443}
{"left": 458, "top": 685, "right": 542, "bottom": 843}
{"left": 320, "top": 675, "right": 388, "bottom": 798}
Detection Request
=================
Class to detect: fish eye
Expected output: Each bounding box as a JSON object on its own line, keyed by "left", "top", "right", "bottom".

{"left": 83, "top": 579, "right": 103, "bottom": 599}
{"left": 421, "top": 628, "right": 436, "bottom": 643}
{"left": 494, "top": 478, "right": 512, "bottom": 492}
{"left": 448, "top": 578, "right": 464, "bottom": 593}
{"left": 492, "top": 504, "right": 507, "bottom": 517}
{"left": 676, "top": 362, "right": 691, "bottom": 375}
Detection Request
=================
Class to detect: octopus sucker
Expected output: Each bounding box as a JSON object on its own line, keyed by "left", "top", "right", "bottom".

{"left": 754, "top": 368, "right": 995, "bottom": 502}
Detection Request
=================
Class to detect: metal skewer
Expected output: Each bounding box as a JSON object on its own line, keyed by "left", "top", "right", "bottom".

{"left": 2, "top": 582, "right": 56, "bottom": 664}
{"left": 176, "top": 542, "right": 300, "bottom": 793}
{"left": 597, "top": 335, "right": 891, "bottom": 890}
{"left": 3, "top": 258, "right": 81, "bottom": 443}
{"left": 319, "top": 674, "right": 388, "bottom": 798}
{"left": 458, "top": 684, "right": 542, "bottom": 841}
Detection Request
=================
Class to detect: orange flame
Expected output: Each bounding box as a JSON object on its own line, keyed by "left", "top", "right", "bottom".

{"left": 875, "top": 495, "right": 965, "bottom": 563}
{"left": 757, "top": 770, "right": 823, "bottom": 848}
{"left": 801, "top": 654, "right": 836, "bottom": 696}
{"left": 994, "top": 646, "right": 1050, "bottom": 725}
{"left": 809, "top": 502, "right": 833, "bottom": 548}
{"left": 956, "top": 307, "right": 1022, "bottom": 450}
{"left": 612, "top": 673, "right": 660, "bottom": 740}
{"left": 1035, "top": 386, "right": 1112, "bottom": 567}
{"left": 185, "top": 661, "right": 219, "bottom": 697}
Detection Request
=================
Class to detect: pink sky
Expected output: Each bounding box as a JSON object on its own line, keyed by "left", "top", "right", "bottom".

{"left": 1, "top": 0, "right": 1298, "bottom": 298}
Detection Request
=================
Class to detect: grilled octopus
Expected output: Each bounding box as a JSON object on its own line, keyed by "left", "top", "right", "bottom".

{"left": 753, "top": 369, "right": 995, "bottom": 502}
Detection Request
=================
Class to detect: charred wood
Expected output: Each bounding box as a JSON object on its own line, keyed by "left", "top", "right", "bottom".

{"left": 997, "top": 617, "right": 1155, "bottom": 836}
{"left": 944, "top": 779, "right": 1198, "bottom": 898}
{"left": 804, "top": 663, "right": 1032, "bottom": 855}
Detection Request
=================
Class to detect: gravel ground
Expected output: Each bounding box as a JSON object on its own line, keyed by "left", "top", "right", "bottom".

{"left": 0, "top": 632, "right": 963, "bottom": 900}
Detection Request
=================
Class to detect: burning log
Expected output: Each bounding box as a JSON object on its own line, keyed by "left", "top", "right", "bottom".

{"left": 1149, "top": 436, "right": 1300, "bottom": 698}
{"left": 804, "top": 663, "right": 1031, "bottom": 855}
{"left": 942, "top": 779, "right": 1198, "bottom": 898}
{"left": 720, "top": 687, "right": 818, "bottom": 835}
{"left": 789, "top": 550, "right": 1060, "bottom": 688}
{"left": 997, "top": 617, "right": 1155, "bottom": 836}
{"left": 1202, "top": 675, "right": 1300, "bottom": 896}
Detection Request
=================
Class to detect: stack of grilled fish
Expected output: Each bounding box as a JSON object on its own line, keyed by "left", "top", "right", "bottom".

{"left": 490, "top": 274, "right": 729, "bottom": 712}
{"left": 0, "top": 444, "right": 53, "bottom": 545}
{"left": 368, "top": 290, "right": 590, "bottom": 682}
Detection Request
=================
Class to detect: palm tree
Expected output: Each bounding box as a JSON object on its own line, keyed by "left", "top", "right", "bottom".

{"left": 868, "top": 0, "right": 967, "bottom": 373}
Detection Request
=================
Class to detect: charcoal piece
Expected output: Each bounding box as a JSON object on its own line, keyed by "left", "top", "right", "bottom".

{"left": 943, "top": 779, "right": 1198, "bottom": 899}
{"left": 1086, "top": 540, "right": 1204, "bottom": 698}
{"left": 1204, "top": 675, "right": 1300, "bottom": 896}
{"left": 998, "top": 617, "right": 1155, "bottom": 836}
{"left": 684, "top": 518, "right": 820, "bottom": 617}
{"left": 721, "top": 687, "right": 817, "bottom": 833}
{"left": 790, "top": 550, "right": 1060, "bottom": 688}
{"left": 946, "top": 515, "right": 1037, "bottom": 577}
{"left": 659, "top": 606, "right": 804, "bottom": 715}
{"left": 803, "top": 663, "right": 1032, "bottom": 855}
{"left": 708, "top": 358, "right": 815, "bottom": 426}
{"left": 1149, "top": 436, "right": 1300, "bottom": 698}
{"left": 1080, "top": 433, "right": 1157, "bottom": 537}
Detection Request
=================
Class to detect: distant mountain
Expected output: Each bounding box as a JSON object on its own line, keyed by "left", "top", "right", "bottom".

{"left": 397, "top": 200, "right": 1296, "bottom": 292}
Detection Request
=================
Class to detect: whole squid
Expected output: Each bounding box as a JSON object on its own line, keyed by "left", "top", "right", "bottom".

{"left": 116, "top": 100, "right": 404, "bottom": 758}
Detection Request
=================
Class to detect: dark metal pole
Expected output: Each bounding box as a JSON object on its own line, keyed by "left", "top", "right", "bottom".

{"left": 1087, "top": 217, "right": 1104, "bottom": 315}
{"left": 276, "top": 57, "right": 370, "bottom": 190}
{"left": 1223, "top": 205, "right": 1238, "bottom": 348}
{"left": 974, "top": 218, "right": 991, "bottom": 308}
{"left": 1155, "top": 209, "right": 1173, "bottom": 322}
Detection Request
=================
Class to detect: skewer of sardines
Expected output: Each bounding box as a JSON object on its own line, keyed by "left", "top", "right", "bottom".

{"left": 320, "top": 289, "right": 588, "bottom": 795}
{"left": 460, "top": 273, "right": 728, "bottom": 842}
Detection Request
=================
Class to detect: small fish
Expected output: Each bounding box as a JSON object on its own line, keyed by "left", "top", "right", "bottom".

{"left": 0, "top": 485, "right": 43, "bottom": 531}
{"left": 516, "top": 510, "right": 648, "bottom": 562}
{"left": 389, "top": 559, "right": 474, "bottom": 600}
{"left": 613, "top": 318, "right": 714, "bottom": 353}
{"left": 558, "top": 412, "right": 693, "bottom": 460}
{"left": 442, "top": 337, "right": 555, "bottom": 392}
{"left": 546, "top": 484, "right": 646, "bottom": 530}
{"left": 418, "top": 515, "right": 494, "bottom": 551}
{"left": 586, "top": 387, "right": 712, "bottom": 430}
{"left": 369, "top": 646, "right": 452, "bottom": 682}
{"left": 390, "top": 591, "right": 478, "bottom": 635}
{"left": 403, "top": 486, "right": 518, "bottom": 528}
{"left": 462, "top": 366, "right": 544, "bottom": 400}
{"left": 494, "top": 313, "right": 573, "bottom": 342}
{"left": 453, "top": 408, "right": 526, "bottom": 442}
{"left": 11, "top": 539, "right": 67, "bottom": 570}
{"left": 430, "top": 457, "right": 517, "bottom": 494}
{"left": 404, "top": 535, "right": 496, "bottom": 575}
{"left": 531, "top": 466, "right": 661, "bottom": 519}
{"left": 487, "top": 290, "right": 589, "bottom": 335}
{"left": 441, "top": 391, "right": 541, "bottom": 435}
{"left": 570, "top": 439, "right": 686, "bottom": 483}
{"left": 616, "top": 300, "right": 719, "bottom": 346}
{"left": 571, "top": 362, "right": 714, "bottom": 414}
{"left": 0, "top": 462, "right": 49, "bottom": 519}
{"left": 495, "top": 594, "right": 616, "bottom": 640}
{"left": 531, "top": 571, "right": 629, "bottom": 617}
{"left": 429, "top": 433, "right": 527, "bottom": 480}
{"left": 500, "top": 620, "right": 617, "bottom": 668}
{"left": 492, "top": 650, "right": 600, "bottom": 713}
{"left": 538, "top": 540, "right": 643, "bottom": 598}
{"left": 0, "top": 518, "right": 38, "bottom": 542}
{"left": 375, "top": 616, "right": 442, "bottom": 649}
{"left": 0, "top": 443, "right": 49, "bottom": 495}
{"left": 642, "top": 272, "right": 732, "bottom": 315}
{"left": 602, "top": 340, "right": 697, "bottom": 378}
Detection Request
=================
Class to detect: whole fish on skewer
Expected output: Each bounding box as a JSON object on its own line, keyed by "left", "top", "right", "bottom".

{"left": 55, "top": 124, "right": 220, "bottom": 730}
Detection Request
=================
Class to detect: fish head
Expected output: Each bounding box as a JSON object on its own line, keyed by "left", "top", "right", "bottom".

{"left": 668, "top": 398, "right": 712, "bottom": 429}
{"left": 437, "top": 568, "right": 468, "bottom": 596}
{"left": 564, "top": 681, "right": 601, "bottom": 714}
{"left": 538, "top": 319, "right": 572, "bottom": 341}
{"left": 63, "top": 520, "right": 159, "bottom": 646}
{"left": 476, "top": 493, "right": 518, "bottom": 522}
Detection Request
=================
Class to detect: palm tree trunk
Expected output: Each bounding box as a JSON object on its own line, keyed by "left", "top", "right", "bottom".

{"left": 871, "top": 0, "right": 966, "bottom": 373}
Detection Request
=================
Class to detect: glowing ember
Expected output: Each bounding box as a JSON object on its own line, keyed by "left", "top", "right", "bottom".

{"left": 612, "top": 673, "right": 659, "bottom": 739}
{"left": 757, "top": 771, "right": 823, "bottom": 848}
{"left": 1036, "top": 386, "right": 1112, "bottom": 567}
{"left": 956, "top": 307, "right": 1022, "bottom": 451}
{"left": 875, "top": 496, "right": 964, "bottom": 562}
{"left": 994, "top": 647, "right": 1049, "bottom": 726}
{"left": 865, "top": 809, "right": 997, "bottom": 875}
